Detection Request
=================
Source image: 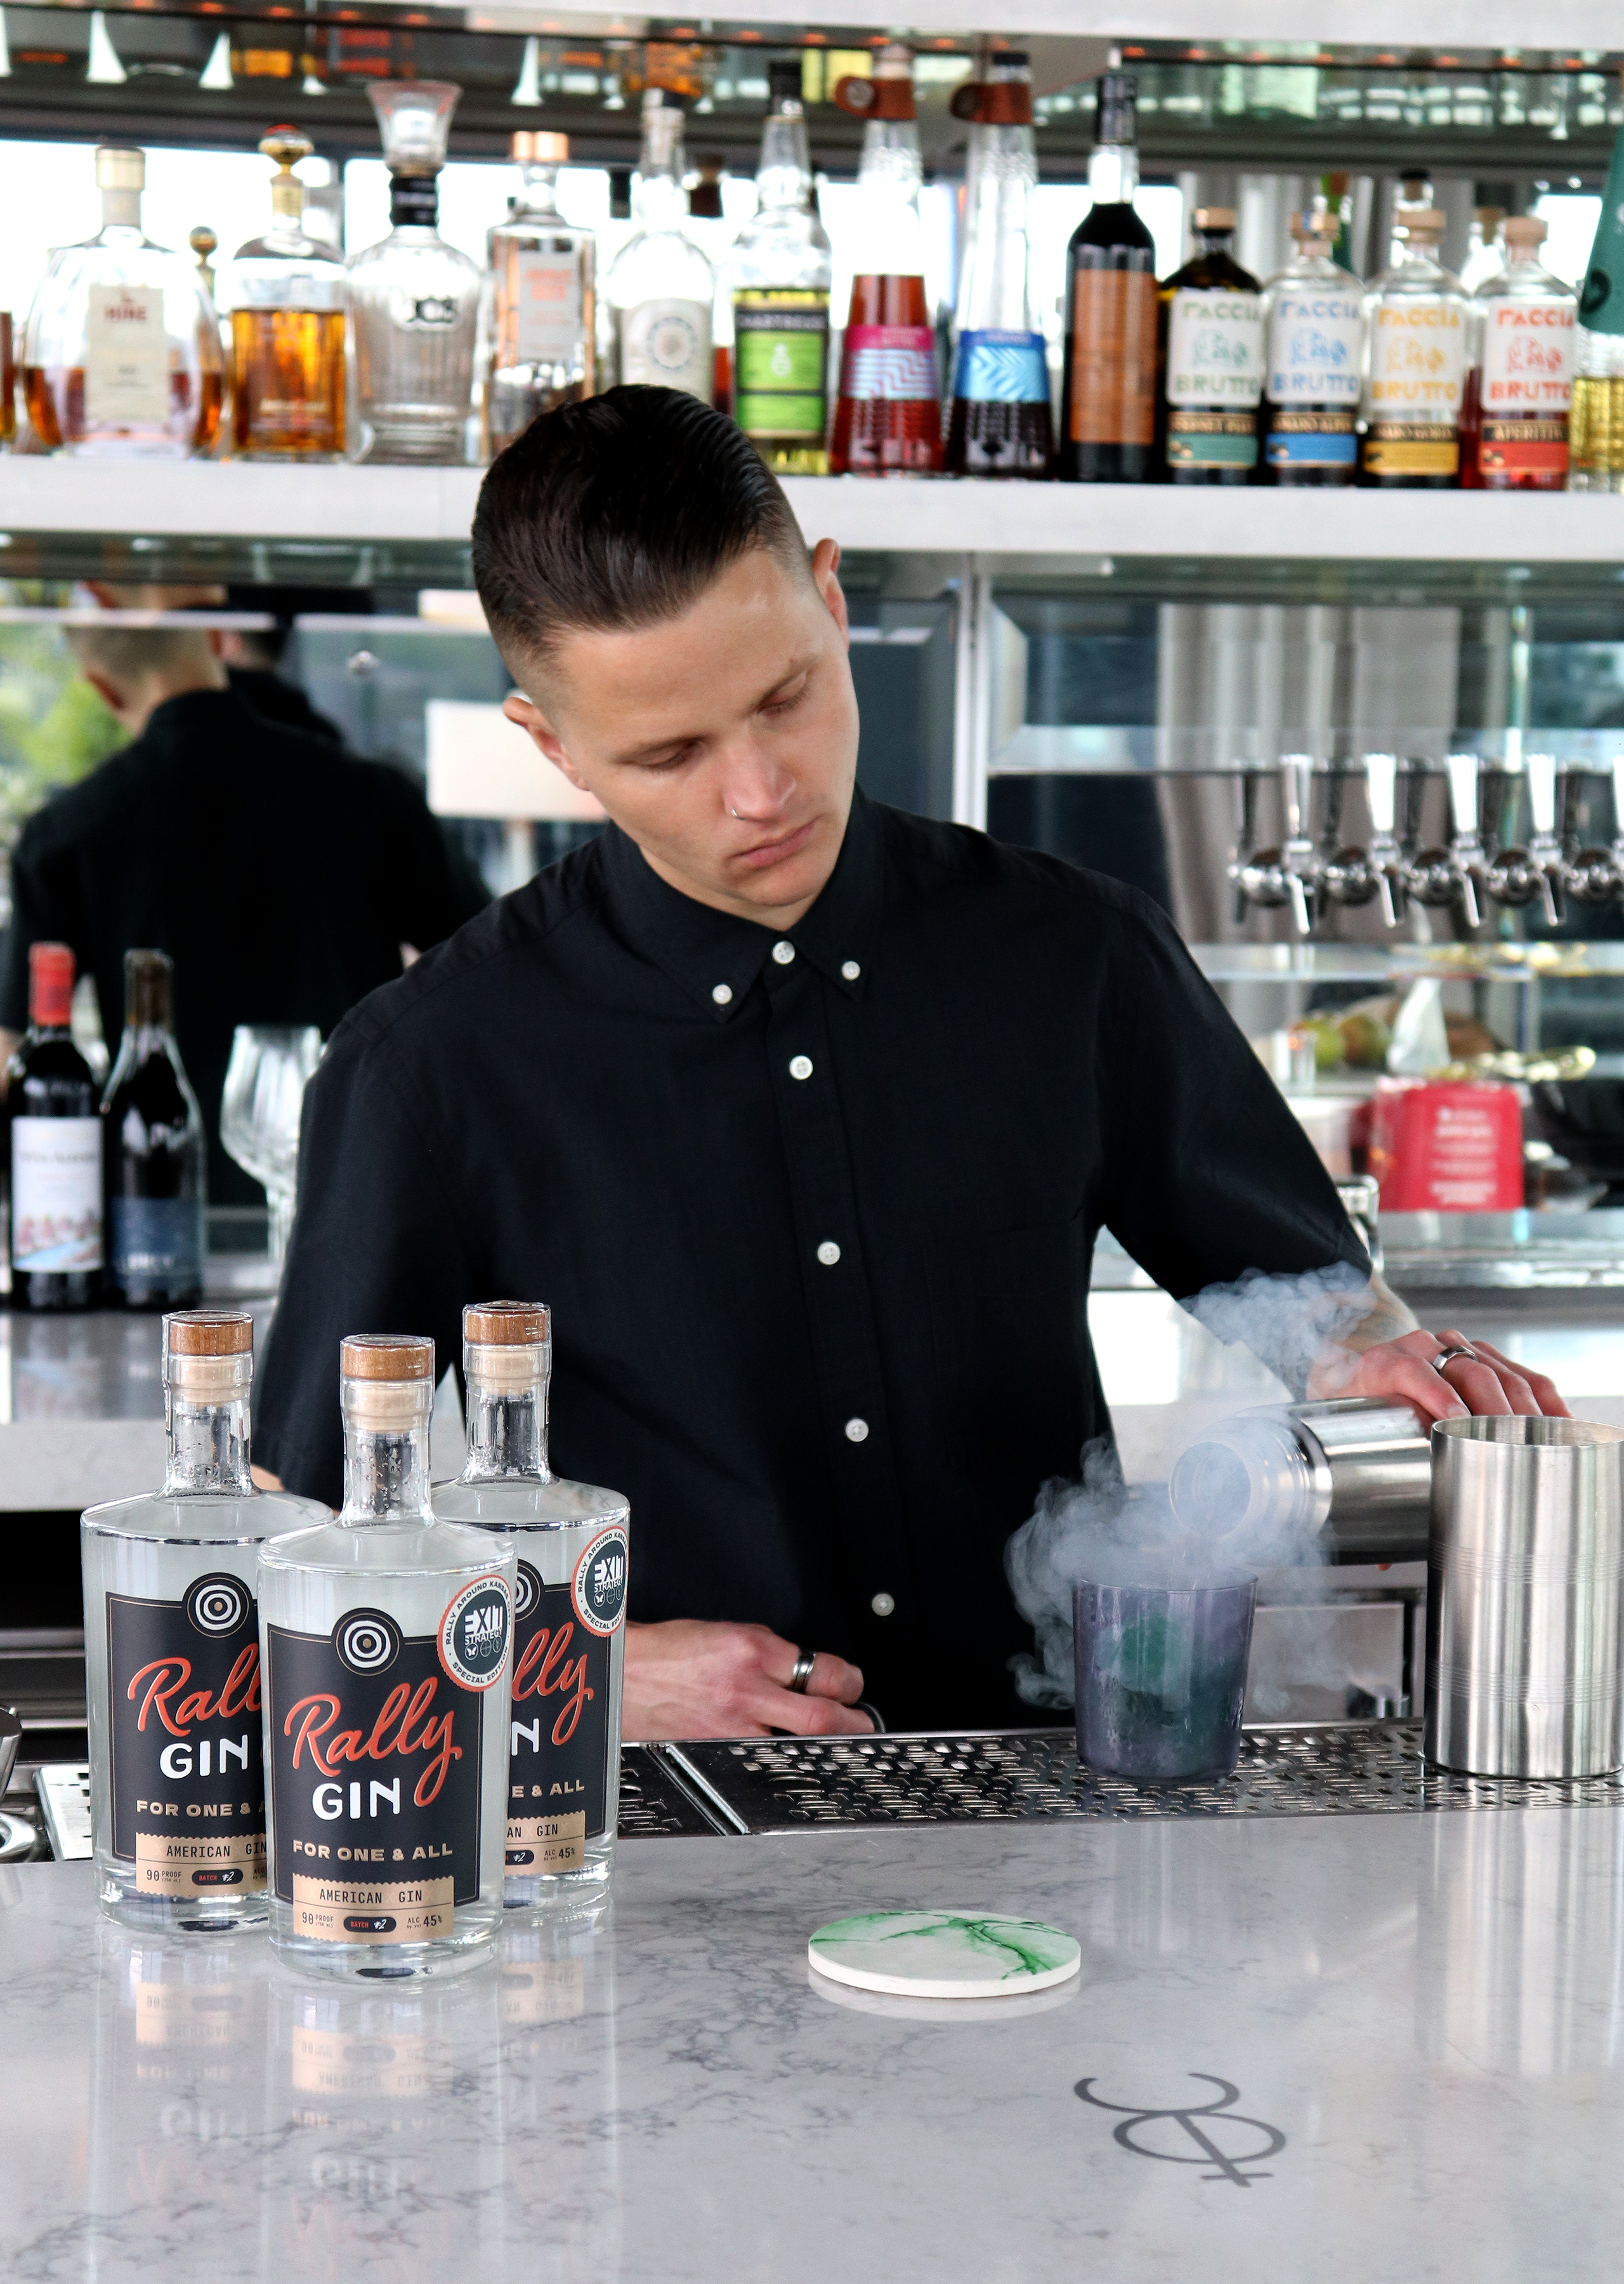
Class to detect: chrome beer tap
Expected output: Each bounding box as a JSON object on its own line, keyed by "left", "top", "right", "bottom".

{"left": 1230, "top": 755, "right": 1319, "bottom": 936}
{"left": 1561, "top": 755, "right": 1624, "bottom": 909}
{"left": 1358, "top": 750, "right": 1406, "bottom": 929}
{"left": 1444, "top": 751, "right": 1486, "bottom": 926}
{"left": 1487, "top": 752, "right": 1564, "bottom": 928}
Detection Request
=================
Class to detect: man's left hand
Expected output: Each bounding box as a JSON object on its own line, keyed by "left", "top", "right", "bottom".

{"left": 1316, "top": 1325, "right": 1570, "bottom": 1424}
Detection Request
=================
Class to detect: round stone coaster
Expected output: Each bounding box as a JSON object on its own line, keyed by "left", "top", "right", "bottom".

{"left": 807, "top": 1910, "right": 1082, "bottom": 2000}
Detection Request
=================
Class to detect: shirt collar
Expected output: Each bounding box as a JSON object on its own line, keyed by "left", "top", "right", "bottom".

{"left": 598, "top": 789, "right": 884, "bottom": 1023}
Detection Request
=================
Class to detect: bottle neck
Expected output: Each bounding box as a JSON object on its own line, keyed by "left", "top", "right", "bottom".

{"left": 100, "top": 188, "right": 141, "bottom": 232}
{"left": 516, "top": 164, "right": 563, "bottom": 218}
{"left": 1087, "top": 141, "right": 1139, "bottom": 207}
{"left": 341, "top": 1389, "right": 433, "bottom": 1523}
{"left": 462, "top": 1368, "right": 552, "bottom": 1484}
{"left": 1193, "top": 230, "right": 1236, "bottom": 265}
{"left": 390, "top": 173, "right": 440, "bottom": 232}
{"left": 164, "top": 1370, "right": 253, "bottom": 1498}
{"left": 757, "top": 110, "right": 812, "bottom": 209}
{"left": 636, "top": 111, "right": 687, "bottom": 228}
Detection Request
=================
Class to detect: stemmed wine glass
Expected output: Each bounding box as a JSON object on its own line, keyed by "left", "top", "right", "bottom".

{"left": 219, "top": 1027, "right": 323, "bottom": 1266}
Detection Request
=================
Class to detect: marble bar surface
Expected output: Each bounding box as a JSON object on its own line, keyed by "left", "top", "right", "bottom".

{"left": 1, "top": 1805, "right": 1621, "bottom": 2282}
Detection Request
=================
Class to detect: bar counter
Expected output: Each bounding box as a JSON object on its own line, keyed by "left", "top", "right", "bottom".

{"left": 1, "top": 1787, "right": 1620, "bottom": 2283}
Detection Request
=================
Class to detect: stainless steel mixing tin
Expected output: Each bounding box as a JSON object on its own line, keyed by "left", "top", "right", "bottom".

{"left": 1427, "top": 1415, "right": 1624, "bottom": 1779}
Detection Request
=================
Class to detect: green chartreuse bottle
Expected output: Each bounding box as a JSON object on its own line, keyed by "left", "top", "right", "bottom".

{"left": 1569, "top": 124, "right": 1624, "bottom": 491}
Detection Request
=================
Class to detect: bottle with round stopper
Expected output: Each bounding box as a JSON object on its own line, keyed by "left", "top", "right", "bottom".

{"left": 21, "top": 144, "right": 223, "bottom": 457}
{"left": 1359, "top": 207, "right": 1468, "bottom": 487}
{"left": 1462, "top": 214, "right": 1575, "bottom": 491}
{"left": 482, "top": 130, "right": 595, "bottom": 459}
{"left": 81, "top": 1311, "right": 329, "bottom": 1931}
{"left": 1259, "top": 209, "right": 1363, "bottom": 486}
{"left": 258, "top": 1335, "right": 516, "bottom": 1976}
{"left": 223, "top": 126, "right": 349, "bottom": 461}
{"left": 431, "top": 1304, "right": 629, "bottom": 1913}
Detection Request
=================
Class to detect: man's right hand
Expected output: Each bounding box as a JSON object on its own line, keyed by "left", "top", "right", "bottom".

{"left": 622, "top": 1618, "right": 873, "bottom": 1742}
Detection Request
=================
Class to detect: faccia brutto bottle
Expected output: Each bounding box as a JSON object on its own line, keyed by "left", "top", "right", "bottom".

{"left": 602, "top": 88, "right": 716, "bottom": 401}
{"left": 1462, "top": 214, "right": 1575, "bottom": 490}
{"left": 1259, "top": 209, "right": 1363, "bottom": 485}
{"left": 1156, "top": 204, "right": 1264, "bottom": 482}
{"left": 223, "top": 126, "right": 348, "bottom": 461}
{"left": 1359, "top": 206, "right": 1468, "bottom": 487}
{"left": 81, "top": 1311, "right": 328, "bottom": 1930}
{"left": 7, "top": 940, "right": 102, "bottom": 1311}
{"left": 1058, "top": 72, "right": 1158, "bottom": 482}
{"left": 483, "top": 129, "right": 596, "bottom": 459}
{"left": 731, "top": 57, "right": 834, "bottom": 473}
{"left": 102, "top": 949, "right": 206, "bottom": 1313}
{"left": 431, "top": 1304, "right": 629, "bottom": 1912}
{"left": 944, "top": 53, "right": 1053, "bottom": 478}
{"left": 258, "top": 1336, "right": 515, "bottom": 1977}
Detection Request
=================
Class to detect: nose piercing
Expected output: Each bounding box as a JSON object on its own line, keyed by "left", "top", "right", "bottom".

{"left": 731, "top": 806, "right": 740, "bottom": 818}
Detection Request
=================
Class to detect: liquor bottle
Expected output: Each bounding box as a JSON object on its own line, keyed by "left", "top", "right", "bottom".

{"left": 731, "top": 59, "right": 833, "bottom": 473}
{"left": 258, "top": 1336, "right": 516, "bottom": 1976}
{"left": 483, "top": 130, "right": 595, "bottom": 460}
{"left": 1569, "top": 125, "right": 1624, "bottom": 492}
{"left": 1259, "top": 210, "right": 1363, "bottom": 485}
{"left": 350, "top": 82, "right": 481, "bottom": 463}
{"left": 1058, "top": 73, "right": 1158, "bottom": 483}
{"left": 81, "top": 1311, "right": 328, "bottom": 1929}
{"left": 1, "top": 305, "right": 15, "bottom": 448}
{"left": 1461, "top": 216, "right": 1575, "bottom": 490}
{"left": 601, "top": 89, "right": 716, "bottom": 402}
{"left": 6, "top": 941, "right": 102, "bottom": 1311}
{"left": 829, "top": 44, "right": 943, "bottom": 476}
{"left": 1359, "top": 207, "right": 1468, "bottom": 488}
{"left": 1460, "top": 206, "right": 1508, "bottom": 295}
{"left": 944, "top": 54, "right": 1054, "bottom": 478}
{"left": 1156, "top": 206, "right": 1263, "bottom": 483}
{"left": 686, "top": 155, "right": 736, "bottom": 412}
{"left": 21, "top": 146, "right": 223, "bottom": 458}
{"left": 223, "top": 127, "right": 348, "bottom": 461}
{"left": 102, "top": 950, "right": 207, "bottom": 1313}
{"left": 431, "top": 1304, "right": 629, "bottom": 1911}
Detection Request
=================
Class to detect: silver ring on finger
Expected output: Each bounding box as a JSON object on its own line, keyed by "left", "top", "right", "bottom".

{"left": 1432, "top": 1343, "right": 1479, "bottom": 1374}
{"left": 789, "top": 1648, "right": 816, "bottom": 1693}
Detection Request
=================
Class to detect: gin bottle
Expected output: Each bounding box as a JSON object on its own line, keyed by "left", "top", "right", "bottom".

{"left": 1156, "top": 205, "right": 1263, "bottom": 482}
{"left": 21, "top": 145, "right": 223, "bottom": 457}
{"left": 1259, "top": 210, "right": 1363, "bottom": 485}
{"left": 223, "top": 126, "right": 348, "bottom": 461}
{"left": 944, "top": 53, "right": 1053, "bottom": 478}
{"left": 81, "top": 1311, "right": 327, "bottom": 1930}
{"left": 602, "top": 89, "right": 716, "bottom": 402}
{"left": 1462, "top": 216, "right": 1575, "bottom": 490}
{"left": 1359, "top": 207, "right": 1468, "bottom": 487}
{"left": 483, "top": 130, "right": 595, "bottom": 459}
{"left": 731, "top": 58, "right": 834, "bottom": 473}
{"left": 432, "top": 1304, "right": 629, "bottom": 1912}
{"left": 1569, "top": 124, "right": 1624, "bottom": 492}
{"left": 1058, "top": 73, "right": 1158, "bottom": 482}
{"left": 102, "top": 950, "right": 206, "bottom": 1313}
{"left": 350, "top": 82, "right": 480, "bottom": 463}
{"left": 258, "top": 1336, "right": 515, "bottom": 1977}
{"left": 7, "top": 940, "right": 102, "bottom": 1312}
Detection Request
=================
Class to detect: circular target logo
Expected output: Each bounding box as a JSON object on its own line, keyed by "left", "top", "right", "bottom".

{"left": 186, "top": 1574, "right": 250, "bottom": 1638}
{"left": 438, "top": 1575, "right": 511, "bottom": 1691}
{"left": 572, "top": 1526, "right": 629, "bottom": 1638}
{"left": 334, "top": 1608, "right": 402, "bottom": 1676}
{"left": 513, "top": 1559, "right": 542, "bottom": 1623}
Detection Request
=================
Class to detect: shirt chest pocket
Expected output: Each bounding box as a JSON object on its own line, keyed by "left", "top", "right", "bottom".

{"left": 925, "top": 1211, "right": 1098, "bottom": 1506}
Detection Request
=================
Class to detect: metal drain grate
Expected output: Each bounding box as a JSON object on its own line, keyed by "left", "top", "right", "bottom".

{"left": 615, "top": 1745, "right": 722, "bottom": 1837}
{"left": 660, "top": 1723, "right": 1624, "bottom": 1832}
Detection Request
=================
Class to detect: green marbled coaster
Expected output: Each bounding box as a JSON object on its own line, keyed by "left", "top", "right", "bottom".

{"left": 807, "top": 1910, "right": 1082, "bottom": 2000}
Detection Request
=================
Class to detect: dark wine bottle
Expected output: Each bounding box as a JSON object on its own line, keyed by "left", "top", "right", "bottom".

{"left": 1058, "top": 74, "right": 1158, "bottom": 483}
{"left": 102, "top": 949, "right": 206, "bottom": 1311}
{"left": 1155, "top": 206, "right": 1263, "bottom": 485}
{"left": 6, "top": 940, "right": 102, "bottom": 1312}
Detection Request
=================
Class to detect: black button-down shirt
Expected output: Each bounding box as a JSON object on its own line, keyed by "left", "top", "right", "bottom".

{"left": 256, "top": 791, "right": 1364, "bottom": 1731}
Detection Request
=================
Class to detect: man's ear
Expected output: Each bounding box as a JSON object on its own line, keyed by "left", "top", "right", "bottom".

{"left": 502, "top": 690, "right": 595, "bottom": 796}
{"left": 809, "top": 537, "right": 849, "bottom": 645}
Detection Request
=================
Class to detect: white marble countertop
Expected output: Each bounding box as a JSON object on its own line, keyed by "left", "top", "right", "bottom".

{"left": 1, "top": 1804, "right": 1621, "bottom": 2281}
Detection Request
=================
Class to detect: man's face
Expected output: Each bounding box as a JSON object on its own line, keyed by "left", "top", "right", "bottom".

{"left": 502, "top": 538, "right": 859, "bottom": 929}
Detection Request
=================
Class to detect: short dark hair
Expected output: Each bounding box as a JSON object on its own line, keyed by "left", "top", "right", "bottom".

{"left": 471, "top": 386, "right": 808, "bottom": 679}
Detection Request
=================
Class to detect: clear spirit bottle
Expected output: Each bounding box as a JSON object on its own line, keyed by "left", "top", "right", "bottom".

{"left": 21, "top": 145, "right": 224, "bottom": 457}
{"left": 1058, "top": 72, "right": 1158, "bottom": 483}
{"left": 1359, "top": 207, "right": 1468, "bottom": 487}
{"left": 258, "top": 1335, "right": 515, "bottom": 1977}
{"left": 81, "top": 1311, "right": 328, "bottom": 1931}
{"left": 601, "top": 89, "right": 716, "bottom": 401}
{"left": 431, "top": 1304, "right": 628, "bottom": 1912}
{"left": 1462, "top": 215, "right": 1575, "bottom": 490}
{"left": 1259, "top": 209, "right": 1363, "bottom": 485}
{"left": 944, "top": 53, "right": 1053, "bottom": 477}
{"left": 483, "top": 129, "right": 595, "bottom": 459}
{"left": 223, "top": 126, "right": 348, "bottom": 461}
{"left": 731, "top": 58, "right": 833, "bottom": 471}
{"left": 1156, "top": 205, "right": 1264, "bottom": 482}
{"left": 350, "top": 82, "right": 481, "bottom": 463}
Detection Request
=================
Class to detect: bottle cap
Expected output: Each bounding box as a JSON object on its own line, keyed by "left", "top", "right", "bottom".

{"left": 834, "top": 48, "right": 915, "bottom": 121}
{"left": 767, "top": 56, "right": 802, "bottom": 108}
{"left": 1094, "top": 70, "right": 1137, "bottom": 146}
{"left": 1398, "top": 207, "right": 1446, "bottom": 237}
{"left": 189, "top": 225, "right": 218, "bottom": 262}
{"left": 1293, "top": 209, "right": 1340, "bottom": 237}
{"left": 1504, "top": 215, "right": 1548, "bottom": 247}
{"left": 511, "top": 130, "right": 569, "bottom": 163}
{"left": 1474, "top": 204, "right": 1507, "bottom": 229}
{"left": 167, "top": 1311, "right": 252, "bottom": 1357}
{"left": 950, "top": 75, "right": 1033, "bottom": 126}
{"left": 123, "top": 947, "right": 173, "bottom": 1028}
{"left": 341, "top": 1334, "right": 435, "bottom": 1382}
{"left": 28, "top": 942, "right": 74, "bottom": 1029}
{"left": 466, "top": 1302, "right": 550, "bottom": 1346}
{"left": 95, "top": 147, "right": 145, "bottom": 194}
{"left": 1193, "top": 206, "right": 1236, "bottom": 232}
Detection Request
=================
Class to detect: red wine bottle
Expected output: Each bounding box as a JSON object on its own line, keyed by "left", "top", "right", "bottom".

{"left": 102, "top": 950, "right": 206, "bottom": 1311}
{"left": 6, "top": 941, "right": 102, "bottom": 1312}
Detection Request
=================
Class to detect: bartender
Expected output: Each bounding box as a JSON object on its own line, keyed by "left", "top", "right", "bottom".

{"left": 255, "top": 386, "right": 1566, "bottom": 1739}
{"left": 0, "top": 616, "right": 488, "bottom": 1201}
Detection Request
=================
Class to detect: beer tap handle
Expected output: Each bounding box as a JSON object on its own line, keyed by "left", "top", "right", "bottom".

{"left": 1363, "top": 751, "right": 1401, "bottom": 929}
{"left": 1281, "top": 752, "right": 1314, "bottom": 847}
{"left": 1444, "top": 750, "right": 1481, "bottom": 843}
{"left": 1526, "top": 751, "right": 1563, "bottom": 926}
{"left": 1280, "top": 753, "right": 1317, "bottom": 936}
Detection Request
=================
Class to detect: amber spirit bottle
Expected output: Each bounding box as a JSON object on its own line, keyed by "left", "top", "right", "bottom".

{"left": 1156, "top": 206, "right": 1263, "bottom": 483}
{"left": 1059, "top": 74, "right": 1157, "bottom": 483}
{"left": 224, "top": 128, "right": 348, "bottom": 461}
{"left": 1359, "top": 207, "right": 1467, "bottom": 487}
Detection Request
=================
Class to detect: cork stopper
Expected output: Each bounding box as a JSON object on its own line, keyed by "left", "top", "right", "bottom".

{"left": 261, "top": 125, "right": 311, "bottom": 222}
{"left": 1293, "top": 209, "right": 1339, "bottom": 239}
{"left": 165, "top": 1311, "right": 252, "bottom": 1400}
{"left": 96, "top": 146, "right": 145, "bottom": 193}
{"left": 465, "top": 1301, "right": 549, "bottom": 1346}
{"left": 341, "top": 1335, "right": 433, "bottom": 1381}
{"left": 1398, "top": 207, "right": 1446, "bottom": 237}
{"left": 512, "top": 129, "right": 568, "bottom": 163}
{"left": 1504, "top": 215, "right": 1547, "bottom": 248}
{"left": 342, "top": 1334, "right": 433, "bottom": 1432}
{"left": 1193, "top": 206, "right": 1236, "bottom": 231}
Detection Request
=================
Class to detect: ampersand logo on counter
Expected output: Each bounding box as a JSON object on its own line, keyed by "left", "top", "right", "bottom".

{"left": 572, "top": 1527, "right": 629, "bottom": 1637}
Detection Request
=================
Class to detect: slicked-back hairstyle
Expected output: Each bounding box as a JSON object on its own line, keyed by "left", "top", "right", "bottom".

{"left": 471, "top": 385, "right": 809, "bottom": 683}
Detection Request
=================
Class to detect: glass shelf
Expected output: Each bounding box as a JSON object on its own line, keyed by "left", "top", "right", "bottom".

{"left": 1192, "top": 942, "right": 1624, "bottom": 982}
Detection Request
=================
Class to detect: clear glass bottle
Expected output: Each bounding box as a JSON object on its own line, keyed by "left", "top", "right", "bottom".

{"left": 1058, "top": 72, "right": 1158, "bottom": 483}
{"left": 1462, "top": 215, "right": 1575, "bottom": 490}
{"left": 829, "top": 44, "right": 943, "bottom": 475}
{"left": 81, "top": 1311, "right": 329, "bottom": 1931}
{"left": 1460, "top": 204, "right": 1507, "bottom": 295}
{"left": 944, "top": 53, "right": 1053, "bottom": 478}
{"left": 21, "top": 145, "right": 223, "bottom": 457}
{"left": 349, "top": 82, "right": 480, "bottom": 463}
{"left": 102, "top": 950, "right": 206, "bottom": 1313}
{"left": 1156, "top": 205, "right": 1264, "bottom": 482}
{"left": 223, "top": 126, "right": 348, "bottom": 461}
{"left": 431, "top": 1304, "right": 629, "bottom": 1912}
{"left": 1259, "top": 209, "right": 1363, "bottom": 485}
{"left": 1359, "top": 206, "right": 1468, "bottom": 487}
{"left": 602, "top": 89, "right": 716, "bottom": 402}
{"left": 483, "top": 130, "right": 595, "bottom": 460}
{"left": 7, "top": 940, "right": 102, "bottom": 1312}
{"left": 258, "top": 1336, "right": 515, "bottom": 1978}
{"left": 731, "top": 58, "right": 832, "bottom": 473}
{"left": 1569, "top": 124, "right": 1624, "bottom": 492}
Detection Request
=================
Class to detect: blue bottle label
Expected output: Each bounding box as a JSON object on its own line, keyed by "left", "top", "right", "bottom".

{"left": 1266, "top": 418, "right": 1358, "bottom": 468}
{"left": 953, "top": 329, "right": 1050, "bottom": 404}
{"left": 109, "top": 1196, "right": 204, "bottom": 1286}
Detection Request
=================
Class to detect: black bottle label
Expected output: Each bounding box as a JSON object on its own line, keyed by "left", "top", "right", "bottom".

{"left": 108, "top": 1575, "right": 265, "bottom": 1896}
{"left": 266, "top": 1579, "right": 509, "bottom": 1946}
{"left": 506, "top": 1526, "right": 627, "bottom": 1872}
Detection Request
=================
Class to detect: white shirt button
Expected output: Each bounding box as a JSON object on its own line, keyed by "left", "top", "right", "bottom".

{"left": 771, "top": 940, "right": 796, "bottom": 965}
{"left": 712, "top": 983, "right": 733, "bottom": 1006}
{"left": 841, "top": 960, "right": 861, "bottom": 982}
{"left": 844, "top": 1416, "right": 869, "bottom": 1443}
{"left": 789, "top": 1054, "right": 813, "bottom": 1081}
{"left": 870, "top": 1592, "right": 895, "bottom": 1618}
{"left": 816, "top": 1240, "right": 841, "bottom": 1266}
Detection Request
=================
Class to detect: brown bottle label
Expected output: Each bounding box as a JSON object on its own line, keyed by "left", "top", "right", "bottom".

{"left": 1068, "top": 270, "right": 1158, "bottom": 447}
